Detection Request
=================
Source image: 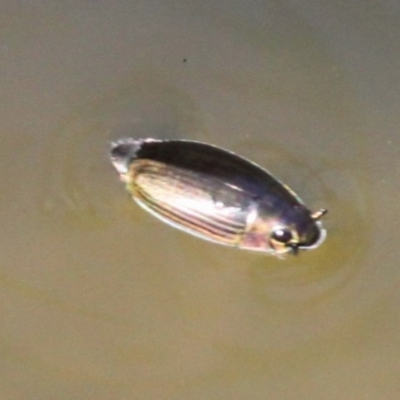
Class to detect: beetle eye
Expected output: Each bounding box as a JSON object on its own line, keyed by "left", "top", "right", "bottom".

{"left": 270, "top": 227, "right": 293, "bottom": 244}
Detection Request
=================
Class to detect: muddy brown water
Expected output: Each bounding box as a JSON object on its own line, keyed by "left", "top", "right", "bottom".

{"left": 1, "top": 1, "right": 400, "bottom": 399}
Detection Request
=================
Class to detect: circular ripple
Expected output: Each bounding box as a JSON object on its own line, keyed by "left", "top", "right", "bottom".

{"left": 227, "top": 138, "right": 374, "bottom": 303}
{"left": 38, "top": 77, "right": 206, "bottom": 230}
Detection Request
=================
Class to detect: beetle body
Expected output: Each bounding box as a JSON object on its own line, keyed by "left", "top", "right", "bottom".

{"left": 110, "top": 138, "right": 327, "bottom": 256}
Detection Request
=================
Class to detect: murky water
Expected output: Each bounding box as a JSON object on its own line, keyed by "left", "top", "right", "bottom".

{"left": 1, "top": 1, "right": 400, "bottom": 399}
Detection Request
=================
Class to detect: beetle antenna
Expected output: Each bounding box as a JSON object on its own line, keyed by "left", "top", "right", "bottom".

{"left": 311, "top": 209, "right": 328, "bottom": 220}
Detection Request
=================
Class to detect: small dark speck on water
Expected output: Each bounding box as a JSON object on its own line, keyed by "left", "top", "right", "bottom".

{"left": 183, "top": 58, "right": 187, "bottom": 63}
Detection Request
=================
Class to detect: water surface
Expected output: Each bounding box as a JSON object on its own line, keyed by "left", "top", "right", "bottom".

{"left": 1, "top": 1, "right": 400, "bottom": 399}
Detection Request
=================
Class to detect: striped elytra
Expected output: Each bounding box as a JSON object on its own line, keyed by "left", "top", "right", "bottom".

{"left": 110, "top": 138, "right": 327, "bottom": 256}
